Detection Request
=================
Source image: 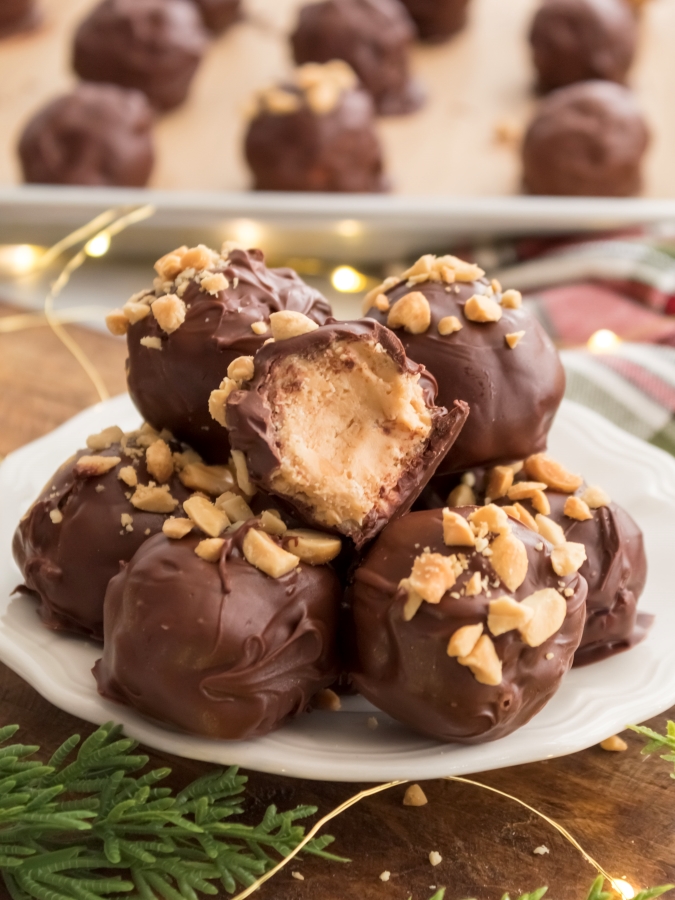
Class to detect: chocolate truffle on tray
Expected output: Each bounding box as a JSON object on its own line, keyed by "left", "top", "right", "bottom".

{"left": 18, "top": 84, "right": 154, "bottom": 187}
{"left": 245, "top": 61, "right": 388, "bottom": 193}
{"left": 348, "top": 505, "right": 587, "bottom": 743}
{"left": 0, "top": 0, "right": 40, "bottom": 38}
{"left": 362, "top": 253, "right": 566, "bottom": 475}
{"left": 291, "top": 0, "right": 424, "bottom": 116}
{"left": 399, "top": 0, "right": 471, "bottom": 42}
{"left": 216, "top": 317, "right": 469, "bottom": 548}
{"left": 108, "top": 244, "right": 332, "bottom": 464}
{"left": 192, "top": 0, "right": 240, "bottom": 32}
{"left": 522, "top": 80, "right": 649, "bottom": 196}
{"left": 73, "top": 0, "right": 208, "bottom": 112}
{"left": 530, "top": 0, "right": 638, "bottom": 92}
{"left": 94, "top": 511, "right": 342, "bottom": 740}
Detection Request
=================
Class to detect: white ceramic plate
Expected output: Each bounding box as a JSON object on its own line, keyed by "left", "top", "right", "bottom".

{"left": 0, "top": 394, "right": 673, "bottom": 782}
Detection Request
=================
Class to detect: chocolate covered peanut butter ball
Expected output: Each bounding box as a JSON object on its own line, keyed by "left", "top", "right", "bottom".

{"left": 110, "top": 244, "right": 332, "bottom": 463}
{"left": 362, "top": 253, "right": 565, "bottom": 475}
{"left": 219, "top": 318, "right": 469, "bottom": 547}
{"left": 0, "top": 0, "right": 39, "bottom": 37}
{"left": 94, "top": 518, "right": 342, "bottom": 740}
{"left": 522, "top": 80, "right": 649, "bottom": 196}
{"left": 245, "top": 61, "right": 388, "bottom": 193}
{"left": 73, "top": 0, "right": 208, "bottom": 112}
{"left": 291, "top": 0, "right": 423, "bottom": 116}
{"left": 349, "top": 505, "right": 587, "bottom": 743}
{"left": 18, "top": 83, "right": 154, "bottom": 187}
{"left": 12, "top": 424, "right": 198, "bottom": 641}
{"left": 530, "top": 0, "right": 637, "bottom": 92}
{"left": 399, "top": 0, "right": 470, "bottom": 42}
{"left": 192, "top": 0, "right": 240, "bottom": 32}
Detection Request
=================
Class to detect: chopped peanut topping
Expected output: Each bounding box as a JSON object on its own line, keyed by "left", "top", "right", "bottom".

{"left": 501, "top": 289, "right": 522, "bottom": 309}
{"left": 118, "top": 466, "right": 138, "bottom": 487}
{"left": 86, "top": 426, "right": 124, "bottom": 451}
{"left": 362, "top": 276, "right": 400, "bottom": 314}
{"left": 215, "top": 491, "right": 254, "bottom": 523}
{"left": 524, "top": 454, "right": 583, "bottom": 493}
{"left": 314, "top": 688, "right": 342, "bottom": 711}
{"left": 447, "top": 483, "right": 476, "bottom": 506}
{"left": 200, "top": 272, "right": 229, "bottom": 295}
{"left": 163, "top": 517, "right": 194, "bottom": 539}
{"left": 140, "top": 336, "right": 162, "bottom": 350}
{"left": 469, "top": 504, "right": 511, "bottom": 535}
{"left": 600, "top": 735, "right": 628, "bottom": 752}
{"left": 488, "top": 596, "right": 534, "bottom": 636}
{"left": 283, "top": 529, "right": 342, "bottom": 565}
{"left": 154, "top": 246, "right": 188, "bottom": 281}
{"left": 387, "top": 292, "right": 431, "bottom": 334}
{"left": 519, "top": 588, "right": 567, "bottom": 647}
{"left": 403, "top": 784, "right": 428, "bottom": 807}
{"left": 184, "top": 495, "right": 230, "bottom": 538}
{"left": 447, "top": 622, "right": 483, "bottom": 658}
{"left": 402, "top": 551, "right": 457, "bottom": 605}
{"left": 75, "top": 455, "right": 121, "bottom": 477}
{"left": 581, "top": 485, "right": 611, "bottom": 508}
{"left": 457, "top": 634, "right": 502, "bottom": 685}
{"left": 105, "top": 309, "right": 129, "bottom": 336}
{"left": 564, "top": 496, "right": 593, "bottom": 521}
{"left": 263, "top": 87, "right": 301, "bottom": 115}
{"left": 531, "top": 489, "right": 550, "bottom": 516}
{"left": 374, "top": 294, "right": 390, "bottom": 311}
{"left": 465, "top": 571, "right": 483, "bottom": 596}
{"left": 180, "top": 244, "right": 219, "bottom": 272}
{"left": 513, "top": 502, "right": 538, "bottom": 532}
{"left": 251, "top": 320, "right": 269, "bottom": 335}
{"left": 179, "top": 462, "right": 235, "bottom": 496}
{"left": 49, "top": 509, "right": 63, "bottom": 524}
{"left": 146, "top": 439, "right": 174, "bottom": 484}
{"left": 123, "top": 301, "right": 151, "bottom": 324}
{"left": 486, "top": 466, "right": 514, "bottom": 500}
{"left": 505, "top": 331, "right": 525, "bottom": 349}
{"left": 442, "top": 509, "right": 475, "bottom": 546}
{"left": 535, "top": 514, "right": 566, "bottom": 547}
{"left": 438, "top": 315, "right": 463, "bottom": 336}
{"left": 489, "top": 531, "right": 529, "bottom": 591}
{"left": 130, "top": 483, "right": 179, "bottom": 513}
{"left": 227, "top": 356, "right": 255, "bottom": 383}
{"left": 195, "top": 538, "right": 226, "bottom": 563}
{"left": 269, "top": 310, "right": 319, "bottom": 340}
{"left": 402, "top": 589, "right": 424, "bottom": 622}
{"left": 231, "top": 450, "right": 256, "bottom": 497}
{"left": 464, "top": 294, "right": 503, "bottom": 323}
{"left": 208, "top": 377, "right": 239, "bottom": 427}
{"left": 243, "top": 528, "right": 300, "bottom": 578}
{"left": 507, "top": 481, "right": 548, "bottom": 501}
{"left": 551, "top": 541, "right": 587, "bottom": 576}
{"left": 172, "top": 448, "right": 202, "bottom": 471}
{"left": 258, "top": 509, "right": 288, "bottom": 535}
{"left": 152, "top": 293, "right": 186, "bottom": 334}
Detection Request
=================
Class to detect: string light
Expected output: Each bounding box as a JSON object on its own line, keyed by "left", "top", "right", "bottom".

{"left": 84, "top": 232, "right": 111, "bottom": 257}
{"left": 611, "top": 878, "right": 636, "bottom": 899}
{"left": 587, "top": 329, "right": 621, "bottom": 354}
{"left": 331, "top": 265, "right": 368, "bottom": 292}
{"left": 228, "top": 218, "right": 264, "bottom": 248}
{"left": 0, "top": 244, "right": 43, "bottom": 276}
{"left": 335, "top": 219, "right": 363, "bottom": 238}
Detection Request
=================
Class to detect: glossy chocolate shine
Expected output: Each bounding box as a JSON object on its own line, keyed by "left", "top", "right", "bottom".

{"left": 126, "top": 249, "right": 332, "bottom": 463}
{"left": 12, "top": 443, "right": 190, "bottom": 641}
{"left": 348, "top": 508, "right": 587, "bottom": 743}
{"left": 94, "top": 530, "right": 341, "bottom": 740}
{"left": 364, "top": 279, "right": 565, "bottom": 474}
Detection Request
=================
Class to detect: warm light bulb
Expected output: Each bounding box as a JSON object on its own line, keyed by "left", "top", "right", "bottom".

{"left": 335, "top": 219, "right": 363, "bottom": 238}
{"left": 587, "top": 328, "right": 621, "bottom": 354}
{"left": 331, "top": 265, "right": 368, "bottom": 293}
{"left": 229, "top": 219, "right": 264, "bottom": 248}
{"left": 611, "top": 878, "right": 636, "bottom": 899}
{"left": 0, "top": 244, "right": 42, "bottom": 276}
{"left": 85, "top": 232, "right": 111, "bottom": 257}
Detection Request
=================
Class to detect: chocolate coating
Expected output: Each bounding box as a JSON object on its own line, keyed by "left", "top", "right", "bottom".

{"left": 523, "top": 80, "right": 649, "bottom": 196}
{"left": 530, "top": 0, "right": 637, "bottom": 92}
{"left": 192, "top": 0, "right": 239, "bottom": 32}
{"left": 12, "top": 441, "right": 190, "bottom": 642}
{"left": 18, "top": 83, "right": 154, "bottom": 187}
{"left": 0, "top": 0, "right": 39, "bottom": 37}
{"left": 225, "top": 319, "right": 469, "bottom": 547}
{"left": 291, "top": 0, "right": 424, "bottom": 116}
{"left": 364, "top": 279, "right": 565, "bottom": 474}
{"left": 245, "top": 85, "right": 387, "bottom": 193}
{"left": 94, "top": 529, "right": 341, "bottom": 740}
{"left": 348, "top": 508, "right": 587, "bottom": 743}
{"left": 399, "top": 0, "right": 470, "bottom": 42}
{"left": 126, "top": 248, "right": 332, "bottom": 463}
{"left": 73, "top": 0, "right": 208, "bottom": 112}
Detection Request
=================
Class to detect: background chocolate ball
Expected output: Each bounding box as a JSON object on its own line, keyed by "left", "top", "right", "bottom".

{"left": 522, "top": 80, "right": 649, "bottom": 196}
{"left": 530, "top": 0, "right": 638, "bottom": 92}
{"left": 18, "top": 83, "right": 154, "bottom": 187}
{"left": 94, "top": 530, "right": 341, "bottom": 740}
{"left": 348, "top": 508, "right": 587, "bottom": 743}
{"left": 0, "top": 0, "right": 39, "bottom": 37}
{"left": 291, "top": 0, "right": 423, "bottom": 116}
{"left": 192, "top": 0, "right": 240, "bottom": 32}
{"left": 399, "top": 0, "right": 470, "bottom": 42}
{"left": 73, "top": 0, "right": 208, "bottom": 112}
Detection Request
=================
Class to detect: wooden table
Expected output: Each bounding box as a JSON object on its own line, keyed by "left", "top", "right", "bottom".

{"left": 1, "top": 300, "right": 674, "bottom": 899}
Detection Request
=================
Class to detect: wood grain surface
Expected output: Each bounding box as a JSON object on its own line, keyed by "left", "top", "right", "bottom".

{"left": 0, "top": 300, "right": 674, "bottom": 899}
{"left": 1, "top": 0, "right": 675, "bottom": 197}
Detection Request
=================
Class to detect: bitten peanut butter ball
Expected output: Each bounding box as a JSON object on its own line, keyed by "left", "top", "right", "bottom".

{"left": 18, "top": 83, "right": 154, "bottom": 187}
{"left": 399, "top": 0, "right": 471, "bottom": 42}
{"left": 12, "top": 425, "right": 196, "bottom": 641}
{"left": 291, "top": 0, "right": 424, "bottom": 116}
{"left": 0, "top": 0, "right": 39, "bottom": 37}
{"left": 192, "top": 0, "right": 240, "bottom": 32}
{"left": 530, "top": 0, "right": 638, "bottom": 92}
{"left": 522, "top": 80, "right": 649, "bottom": 196}
{"left": 94, "top": 517, "right": 342, "bottom": 740}
{"left": 348, "top": 506, "right": 587, "bottom": 743}
{"left": 73, "top": 0, "right": 208, "bottom": 112}
{"left": 217, "top": 318, "right": 469, "bottom": 547}
{"left": 427, "top": 454, "right": 648, "bottom": 666}
{"left": 362, "top": 253, "right": 565, "bottom": 475}
{"left": 109, "top": 244, "right": 332, "bottom": 464}
{"left": 245, "top": 61, "right": 388, "bottom": 193}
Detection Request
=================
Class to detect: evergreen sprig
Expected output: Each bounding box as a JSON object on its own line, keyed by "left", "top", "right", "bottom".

{"left": 0, "top": 722, "right": 345, "bottom": 900}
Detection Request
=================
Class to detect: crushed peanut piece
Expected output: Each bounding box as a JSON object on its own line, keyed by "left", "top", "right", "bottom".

{"left": 581, "top": 485, "right": 611, "bottom": 508}
{"left": 362, "top": 276, "right": 400, "bottom": 313}
{"left": 154, "top": 246, "right": 188, "bottom": 280}
{"left": 513, "top": 502, "right": 538, "bottom": 532}
{"left": 447, "top": 622, "right": 483, "bottom": 658}
{"left": 403, "top": 784, "right": 428, "bottom": 807}
{"left": 438, "top": 315, "right": 463, "bottom": 336}
{"left": 251, "top": 320, "right": 268, "bottom": 335}
{"left": 146, "top": 439, "right": 174, "bottom": 484}
{"left": 458, "top": 634, "right": 502, "bottom": 685}
{"left": 531, "top": 489, "right": 550, "bottom": 515}
{"left": 314, "top": 688, "right": 341, "bottom": 711}
{"left": 429, "top": 851, "right": 442, "bottom": 867}
{"left": 519, "top": 588, "right": 567, "bottom": 647}
{"left": 231, "top": 450, "right": 256, "bottom": 497}
{"left": 464, "top": 294, "right": 502, "bottom": 323}
{"left": 283, "top": 529, "right": 342, "bottom": 564}
{"left": 465, "top": 571, "right": 483, "bottom": 596}
{"left": 488, "top": 596, "right": 534, "bottom": 636}
{"left": 123, "top": 301, "right": 151, "bottom": 324}
{"left": 49, "top": 509, "right": 63, "bottom": 524}
{"left": 258, "top": 509, "right": 288, "bottom": 535}
{"left": 208, "top": 377, "right": 239, "bottom": 427}
{"left": 200, "top": 272, "right": 229, "bottom": 295}
{"left": 500, "top": 289, "right": 522, "bottom": 309}
{"left": 600, "top": 735, "right": 628, "bottom": 752}
{"left": 535, "top": 514, "right": 566, "bottom": 547}
{"left": 195, "top": 538, "right": 225, "bottom": 562}
{"left": 402, "top": 588, "right": 424, "bottom": 622}
{"left": 243, "top": 528, "right": 300, "bottom": 578}
{"left": 130, "top": 483, "right": 179, "bottom": 513}
{"left": 507, "top": 481, "right": 548, "bottom": 501}
{"left": 180, "top": 462, "right": 235, "bottom": 496}
{"left": 269, "top": 310, "right": 319, "bottom": 340}
{"left": 151, "top": 293, "right": 186, "bottom": 335}
{"left": 216, "top": 491, "right": 254, "bottom": 523}
{"left": 489, "top": 531, "right": 529, "bottom": 591}
{"left": 75, "top": 455, "right": 121, "bottom": 477}
{"left": 374, "top": 294, "right": 390, "bottom": 312}
{"left": 184, "top": 495, "right": 230, "bottom": 538}
{"left": 291, "top": 871, "right": 305, "bottom": 882}
{"left": 505, "top": 331, "right": 525, "bottom": 349}
{"left": 140, "top": 336, "right": 162, "bottom": 350}
{"left": 524, "top": 453, "right": 583, "bottom": 493}
{"left": 447, "top": 483, "right": 476, "bottom": 506}
{"left": 387, "top": 291, "right": 431, "bottom": 334}
{"left": 120, "top": 513, "right": 133, "bottom": 529}
{"left": 402, "top": 552, "right": 457, "bottom": 605}
{"left": 564, "top": 495, "right": 593, "bottom": 521}
{"left": 227, "top": 356, "right": 255, "bottom": 383}
{"left": 442, "top": 508, "right": 475, "bottom": 547}
{"left": 163, "top": 517, "right": 194, "bottom": 539}
{"left": 486, "top": 465, "right": 514, "bottom": 500}
{"left": 379, "top": 871, "right": 391, "bottom": 882}
{"left": 86, "top": 426, "right": 124, "bottom": 451}
{"left": 469, "top": 504, "right": 511, "bottom": 535}
{"left": 551, "top": 541, "right": 586, "bottom": 576}
{"left": 105, "top": 309, "right": 129, "bottom": 335}
{"left": 533, "top": 845, "right": 550, "bottom": 856}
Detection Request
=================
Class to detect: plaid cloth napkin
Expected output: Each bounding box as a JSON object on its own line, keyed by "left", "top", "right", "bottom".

{"left": 484, "top": 228, "right": 675, "bottom": 456}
